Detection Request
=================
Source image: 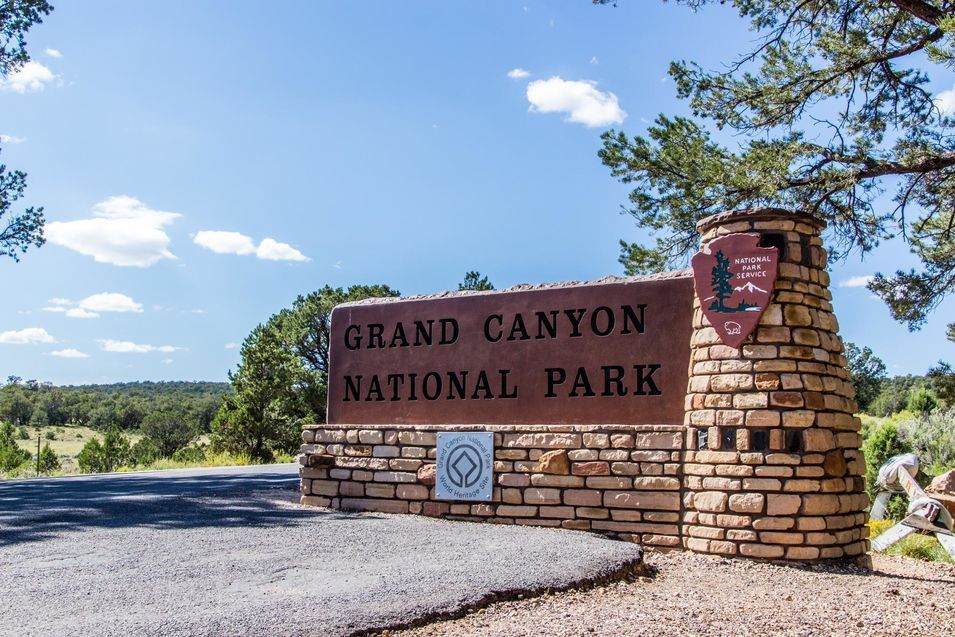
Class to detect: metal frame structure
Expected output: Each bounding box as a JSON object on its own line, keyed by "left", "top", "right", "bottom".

{"left": 869, "top": 454, "right": 955, "bottom": 559}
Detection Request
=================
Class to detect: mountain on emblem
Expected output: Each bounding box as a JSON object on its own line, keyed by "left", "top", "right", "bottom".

{"left": 734, "top": 282, "right": 767, "bottom": 294}
{"left": 691, "top": 233, "right": 779, "bottom": 348}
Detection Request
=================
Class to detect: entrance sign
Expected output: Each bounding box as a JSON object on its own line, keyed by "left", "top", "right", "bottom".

{"left": 691, "top": 233, "right": 778, "bottom": 349}
{"left": 327, "top": 275, "right": 693, "bottom": 425}
{"left": 435, "top": 432, "right": 494, "bottom": 501}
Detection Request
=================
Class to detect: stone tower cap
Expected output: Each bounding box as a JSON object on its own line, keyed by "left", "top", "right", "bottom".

{"left": 696, "top": 207, "right": 826, "bottom": 234}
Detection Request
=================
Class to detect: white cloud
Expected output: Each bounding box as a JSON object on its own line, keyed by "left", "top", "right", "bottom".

{"left": 526, "top": 76, "right": 627, "bottom": 127}
{"left": 194, "top": 230, "right": 309, "bottom": 262}
{"left": 98, "top": 339, "right": 181, "bottom": 354}
{"left": 162, "top": 358, "right": 173, "bottom": 365}
{"left": 936, "top": 86, "right": 955, "bottom": 116}
{"left": 0, "top": 61, "right": 58, "bottom": 93}
{"left": 45, "top": 196, "right": 180, "bottom": 267}
{"left": 256, "top": 238, "right": 309, "bottom": 262}
{"left": 332, "top": 260, "right": 344, "bottom": 269}
{"left": 0, "top": 134, "right": 26, "bottom": 144}
{"left": 193, "top": 230, "right": 256, "bottom": 255}
{"left": 43, "top": 293, "right": 143, "bottom": 318}
{"left": 51, "top": 348, "right": 88, "bottom": 359}
{"left": 66, "top": 308, "right": 99, "bottom": 319}
{"left": 589, "top": 56, "right": 599, "bottom": 65}
{"left": 79, "top": 292, "right": 143, "bottom": 314}
{"left": 508, "top": 68, "right": 531, "bottom": 80}
{"left": 0, "top": 327, "right": 54, "bottom": 344}
{"left": 225, "top": 342, "right": 239, "bottom": 349}
{"left": 44, "top": 48, "right": 63, "bottom": 59}
{"left": 840, "top": 275, "right": 874, "bottom": 288}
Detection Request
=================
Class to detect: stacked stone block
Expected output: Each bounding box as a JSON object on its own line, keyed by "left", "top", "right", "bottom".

{"left": 300, "top": 424, "right": 685, "bottom": 548}
{"left": 683, "top": 208, "right": 869, "bottom": 561}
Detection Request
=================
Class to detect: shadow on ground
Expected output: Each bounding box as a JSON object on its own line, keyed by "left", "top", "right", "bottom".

{"left": 0, "top": 465, "right": 344, "bottom": 546}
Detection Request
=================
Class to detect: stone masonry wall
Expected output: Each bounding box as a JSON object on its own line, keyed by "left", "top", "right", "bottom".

{"left": 300, "top": 208, "right": 871, "bottom": 564}
{"left": 682, "top": 208, "right": 869, "bottom": 561}
{"left": 300, "top": 424, "right": 685, "bottom": 548}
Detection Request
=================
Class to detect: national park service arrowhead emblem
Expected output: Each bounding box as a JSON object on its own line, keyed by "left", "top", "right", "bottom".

{"left": 691, "top": 233, "right": 779, "bottom": 349}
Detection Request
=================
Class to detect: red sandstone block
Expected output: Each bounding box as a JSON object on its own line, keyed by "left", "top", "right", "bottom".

{"left": 497, "top": 473, "right": 530, "bottom": 487}
{"left": 496, "top": 505, "right": 538, "bottom": 517}
{"left": 523, "top": 488, "right": 561, "bottom": 505}
{"left": 610, "top": 462, "right": 641, "bottom": 476}
{"left": 575, "top": 507, "right": 610, "bottom": 519}
{"left": 585, "top": 476, "right": 632, "bottom": 489}
{"left": 603, "top": 490, "right": 681, "bottom": 511}
{"left": 396, "top": 484, "right": 429, "bottom": 500}
{"left": 300, "top": 495, "right": 332, "bottom": 507}
{"left": 364, "top": 484, "right": 395, "bottom": 498}
{"left": 530, "top": 474, "right": 584, "bottom": 488}
{"left": 373, "top": 471, "right": 417, "bottom": 483}
{"left": 422, "top": 501, "right": 450, "bottom": 517}
{"left": 340, "top": 482, "right": 365, "bottom": 497}
{"left": 309, "top": 480, "right": 340, "bottom": 497}
{"left": 572, "top": 461, "right": 610, "bottom": 476}
{"left": 643, "top": 534, "right": 681, "bottom": 547}
{"left": 633, "top": 432, "right": 683, "bottom": 450}
{"left": 539, "top": 506, "right": 576, "bottom": 519}
{"left": 564, "top": 489, "right": 602, "bottom": 507}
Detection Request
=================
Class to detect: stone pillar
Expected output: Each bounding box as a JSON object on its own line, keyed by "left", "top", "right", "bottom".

{"left": 683, "top": 208, "right": 870, "bottom": 562}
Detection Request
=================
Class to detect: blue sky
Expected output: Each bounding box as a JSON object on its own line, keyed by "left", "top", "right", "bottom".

{"left": 0, "top": 0, "right": 952, "bottom": 384}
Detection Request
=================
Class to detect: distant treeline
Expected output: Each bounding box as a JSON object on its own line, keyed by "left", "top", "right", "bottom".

{"left": 0, "top": 378, "right": 232, "bottom": 432}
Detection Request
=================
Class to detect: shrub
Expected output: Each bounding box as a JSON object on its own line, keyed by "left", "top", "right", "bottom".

{"left": 15, "top": 426, "right": 29, "bottom": 440}
{"left": 890, "top": 534, "right": 954, "bottom": 563}
{"left": 38, "top": 443, "right": 60, "bottom": 474}
{"left": 77, "top": 428, "right": 133, "bottom": 473}
{"left": 44, "top": 430, "right": 55, "bottom": 440}
{"left": 896, "top": 408, "right": 955, "bottom": 477}
{"left": 907, "top": 388, "right": 938, "bottom": 414}
{"left": 171, "top": 445, "right": 206, "bottom": 464}
{"left": 0, "top": 422, "right": 31, "bottom": 472}
{"left": 141, "top": 411, "right": 195, "bottom": 458}
{"left": 862, "top": 423, "right": 912, "bottom": 498}
{"left": 131, "top": 438, "right": 161, "bottom": 466}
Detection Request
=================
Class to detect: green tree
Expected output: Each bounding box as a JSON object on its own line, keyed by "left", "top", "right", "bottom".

{"left": 907, "top": 387, "right": 938, "bottom": 414}
{"left": 927, "top": 323, "right": 955, "bottom": 403}
{"left": 37, "top": 442, "right": 59, "bottom": 474}
{"left": 77, "top": 428, "right": 132, "bottom": 473}
{"left": 597, "top": 0, "right": 955, "bottom": 334}
{"left": 212, "top": 283, "right": 399, "bottom": 460}
{"left": 141, "top": 408, "right": 194, "bottom": 457}
{"left": 709, "top": 250, "right": 734, "bottom": 312}
{"left": 861, "top": 421, "right": 913, "bottom": 519}
{"left": 28, "top": 402, "right": 47, "bottom": 428}
{"left": 458, "top": 271, "right": 494, "bottom": 291}
{"left": 0, "top": 421, "right": 30, "bottom": 472}
{"left": 211, "top": 324, "right": 303, "bottom": 462}
{"left": 845, "top": 342, "right": 888, "bottom": 412}
{"left": 1, "top": 384, "right": 34, "bottom": 427}
{"left": 0, "top": 1, "right": 52, "bottom": 262}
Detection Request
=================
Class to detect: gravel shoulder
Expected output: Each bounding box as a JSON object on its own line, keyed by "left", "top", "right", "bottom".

{"left": 395, "top": 550, "right": 955, "bottom": 637}
{"left": 0, "top": 470, "right": 643, "bottom": 637}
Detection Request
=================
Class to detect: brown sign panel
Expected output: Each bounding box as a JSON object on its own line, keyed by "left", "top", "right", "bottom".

{"left": 327, "top": 275, "right": 694, "bottom": 425}
{"left": 691, "top": 233, "right": 779, "bottom": 349}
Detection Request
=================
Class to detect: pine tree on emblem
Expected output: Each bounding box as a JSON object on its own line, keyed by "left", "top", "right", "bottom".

{"left": 710, "top": 250, "right": 734, "bottom": 313}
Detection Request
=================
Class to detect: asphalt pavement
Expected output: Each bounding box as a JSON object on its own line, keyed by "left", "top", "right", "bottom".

{"left": 0, "top": 465, "right": 644, "bottom": 636}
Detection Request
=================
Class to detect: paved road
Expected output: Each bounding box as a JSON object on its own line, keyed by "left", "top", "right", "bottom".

{"left": 0, "top": 466, "right": 643, "bottom": 637}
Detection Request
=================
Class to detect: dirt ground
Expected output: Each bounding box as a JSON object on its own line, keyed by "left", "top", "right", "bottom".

{"left": 393, "top": 551, "right": 955, "bottom": 637}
